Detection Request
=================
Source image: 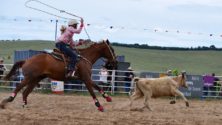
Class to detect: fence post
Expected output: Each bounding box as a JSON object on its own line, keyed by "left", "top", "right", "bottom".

{"left": 111, "top": 70, "right": 116, "bottom": 95}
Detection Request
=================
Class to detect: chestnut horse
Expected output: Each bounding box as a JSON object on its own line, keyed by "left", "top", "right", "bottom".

{"left": 0, "top": 39, "right": 117, "bottom": 112}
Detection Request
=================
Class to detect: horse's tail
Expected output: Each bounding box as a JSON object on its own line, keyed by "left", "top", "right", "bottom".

{"left": 4, "top": 60, "right": 25, "bottom": 80}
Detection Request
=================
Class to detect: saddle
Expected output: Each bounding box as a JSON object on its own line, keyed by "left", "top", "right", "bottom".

{"left": 51, "top": 49, "right": 69, "bottom": 62}
{"left": 49, "top": 49, "right": 81, "bottom": 73}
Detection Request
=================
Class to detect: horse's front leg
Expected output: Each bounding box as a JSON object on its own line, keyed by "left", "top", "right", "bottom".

{"left": 84, "top": 79, "right": 104, "bottom": 112}
{"left": 92, "top": 83, "right": 112, "bottom": 102}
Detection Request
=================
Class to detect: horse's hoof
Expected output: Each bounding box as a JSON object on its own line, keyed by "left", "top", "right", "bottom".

{"left": 98, "top": 106, "right": 104, "bottom": 112}
{"left": 186, "top": 102, "right": 189, "bottom": 107}
{"left": 106, "top": 96, "right": 112, "bottom": 102}
{"left": 22, "top": 104, "right": 29, "bottom": 108}
{"left": 170, "top": 100, "right": 176, "bottom": 104}
{"left": 0, "top": 99, "right": 8, "bottom": 109}
{"left": 0, "top": 104, "right": 5, "bottom": 109}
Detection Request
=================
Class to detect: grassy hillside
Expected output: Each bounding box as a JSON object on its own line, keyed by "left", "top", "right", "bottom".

{"left": 0, "top": 40, "right": 54, "bottom": 63}
{"left": 114, "top": 46, "right": 222, "bottom": 75}
{"left": 1, "top": 40, "right": 222, "bottom": 75}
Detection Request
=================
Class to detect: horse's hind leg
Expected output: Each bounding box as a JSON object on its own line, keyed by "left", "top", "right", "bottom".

{"left": 92, "top": 83, "right": 112, "bottom": 102}
{"left": 0, "top": 78, "right": 29, "bottom": 109}
{"left": 22, "top": 83, "right": 36, "bottom": 108}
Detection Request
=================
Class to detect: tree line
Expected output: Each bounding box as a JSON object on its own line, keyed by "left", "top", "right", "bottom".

{"left": 111, "top": 42, "right": 222, "bottom": 51}
{"left": 1, "top": 40, "right": 221, "bottom": 51}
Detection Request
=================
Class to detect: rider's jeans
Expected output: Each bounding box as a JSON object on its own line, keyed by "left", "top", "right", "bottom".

{"left": 55, "top": 42, "right": 77, "bottom": 71}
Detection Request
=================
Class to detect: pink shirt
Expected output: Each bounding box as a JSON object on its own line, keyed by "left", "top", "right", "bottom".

{"left": 57, "top": 23, "right": 83, "bottom": 47}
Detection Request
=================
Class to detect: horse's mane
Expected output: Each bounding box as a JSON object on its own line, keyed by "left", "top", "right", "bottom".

{"left": 75, "top": 40, "right": 95, "bottom": 50}
{"left": 75, "top": 39, "right": 115, "bottom": 58}
{"left": 76, "top": 40, "right": 105, "bottom": 50}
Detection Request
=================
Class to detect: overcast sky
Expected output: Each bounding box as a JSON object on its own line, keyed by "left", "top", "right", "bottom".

{"left": 0, "top": 0, "right": 222, "bottom": 47}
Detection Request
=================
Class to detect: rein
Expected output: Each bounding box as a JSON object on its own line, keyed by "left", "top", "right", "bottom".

{"left": 78, "top": 41, "right": 115, "bottom": 67}
{"left": 104, "top": 41, "right": 115, "bottom": 61}
{"left": 80, "top": 56, "right": 92, "bottom": 66}
{"left": 25, "top": 0, "right": 91, "bottom": 39}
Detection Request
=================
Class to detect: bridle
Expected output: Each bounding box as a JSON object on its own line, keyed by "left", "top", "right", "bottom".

{"left": 103, "top": 40, "right": 117, "bottom": 69}
{"left": 104, "top": 40, "right": 116, "bottom": 62}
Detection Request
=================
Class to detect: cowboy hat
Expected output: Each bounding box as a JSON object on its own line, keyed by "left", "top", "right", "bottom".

{"left": 68, "top": 19, "right": 78, "bottom": 26}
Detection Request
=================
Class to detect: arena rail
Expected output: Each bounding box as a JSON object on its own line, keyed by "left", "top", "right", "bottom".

{"left": 0, "top": 64, "right": 222, "bottom": 98}
{"left": 0, "top": 64, "right": 135, "bottom": 95}
{"left": 202, "top": 75, "right": 222, "bottom": 98}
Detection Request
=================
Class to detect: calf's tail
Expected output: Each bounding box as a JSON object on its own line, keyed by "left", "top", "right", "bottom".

{"left": 130, "top": 77, "right": 144, "bottom": 97}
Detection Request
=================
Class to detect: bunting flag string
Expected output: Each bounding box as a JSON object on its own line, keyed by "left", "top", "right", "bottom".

{"left": 0, "top": 17, "right": 222, "bottom": 38}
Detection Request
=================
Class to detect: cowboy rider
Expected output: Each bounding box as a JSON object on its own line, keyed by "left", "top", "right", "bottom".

{"left": 55, "top": 18, "right": 84, "bottom": 77}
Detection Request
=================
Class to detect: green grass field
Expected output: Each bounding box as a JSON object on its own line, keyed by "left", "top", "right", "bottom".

{"left": 1, "top": 40, "right": 222, "bottom": 75}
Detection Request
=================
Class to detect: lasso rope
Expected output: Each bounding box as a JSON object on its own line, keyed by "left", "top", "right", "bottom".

{"left": 25, "top": 0, "right": 91, "bottom": 39}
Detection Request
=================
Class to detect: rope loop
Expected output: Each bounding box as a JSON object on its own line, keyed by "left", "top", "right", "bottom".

{"left": 25, "top": 0, "right": 91, "bottom": 39}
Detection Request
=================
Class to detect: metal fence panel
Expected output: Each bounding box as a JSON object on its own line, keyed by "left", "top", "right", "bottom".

{"left": 14, "top": 50, "right": 43, "bottom": 62}
{"left": 179, "top": 75, "right": 203, "bottom": 98}
{"left": 139, "top": 72, "right": 204, "bottom": 98}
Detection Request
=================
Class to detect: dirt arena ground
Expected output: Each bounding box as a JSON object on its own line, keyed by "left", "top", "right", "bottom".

{"left": 0, "top": 92, "right": 221, "bottom": 125}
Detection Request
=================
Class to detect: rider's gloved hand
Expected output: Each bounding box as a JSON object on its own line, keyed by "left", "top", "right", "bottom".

{"left": 80, "top": 18, "right": 84, "bottom": 28}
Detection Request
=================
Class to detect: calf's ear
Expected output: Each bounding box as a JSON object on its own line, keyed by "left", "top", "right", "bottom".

{"left": 182, "top": 73, "right": 185, "bottom": 78}
{"left": 181, "top": 71, "right": 186, "bottom": 78}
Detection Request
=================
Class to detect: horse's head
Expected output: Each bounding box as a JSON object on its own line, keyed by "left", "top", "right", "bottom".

{"left": 101, "top": 39, "right": 118, "bottom": 70}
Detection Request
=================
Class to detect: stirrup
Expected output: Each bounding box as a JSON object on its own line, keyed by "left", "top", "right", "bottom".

{"left": 71, "top": 70, "right": 75, "bottom": 76}
{"left": 66, "top": 70, "right": 75, "bottom": 78}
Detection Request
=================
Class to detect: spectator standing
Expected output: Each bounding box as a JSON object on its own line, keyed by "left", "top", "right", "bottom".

{"left": 124, "top": 67, "right": 135, "bottom": 92}
{"left": 212, "top": 73, "right": 220, "bottom": 96}
{"left": 166, "top": 69, "right": 179, "bottom": 77}
{"left": 0, "top": 58, "right": 6, "bottom": 79}
{"left": 172, "top": 69, "right": 179, "bottom": 76}
{"left": 166, "top": 70, "right": 172, "bottom": 76}
{"left": 203, "top": 74, "right": 215, "bottom": 97}
{"left": 99, "top": 65, "right": 109, "bottom": 91}
{"left": 10, "top": 68, "right": 23, "bottom": 88}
